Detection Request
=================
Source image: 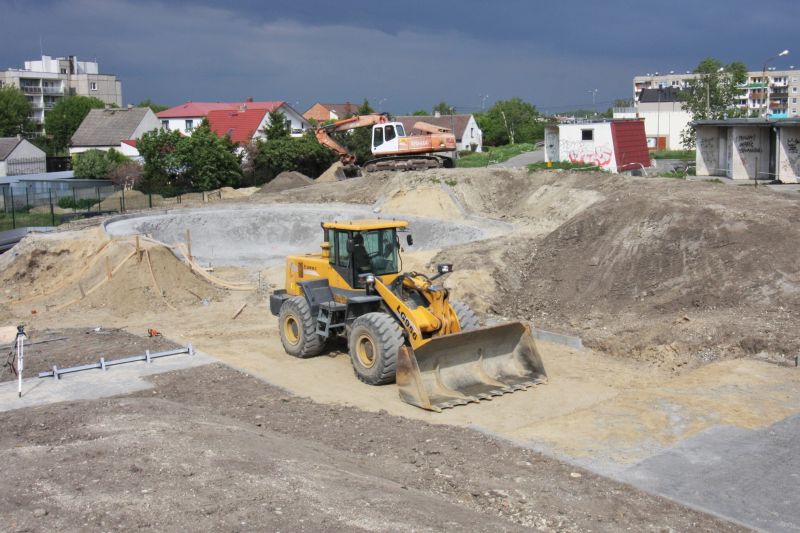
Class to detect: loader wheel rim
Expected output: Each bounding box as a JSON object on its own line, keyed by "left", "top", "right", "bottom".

{"left": 355, "top": 334, "right": 377, "bottom": 368}
{"left": 284, "top": 315, "right": 300, "bottom": 345}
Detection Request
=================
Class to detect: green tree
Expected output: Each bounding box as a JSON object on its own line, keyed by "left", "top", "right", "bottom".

{"left": 477, "top": 97, "right": 543, "bottom": 146}
{"left": 136, "top": 127, "right": 183, "bottom": 194}
{"left": 45, "top": 95, "right": 106, "bottom": 152}
{"left": 250, "top": 132, "right": 336, "bottom": 184}
{"left": 0, "top": 85, "right": 33, "bottom": 136}
{"left": 411, "top": 109, "right": 429, "bottom": 116}
{"left": 432, "top": 101, "right": 455, "bottom": 115}
{"left": 262, "top": 109, "right": 291, "bottom": 140}
{"left": 330, "top": 99, "right": 376, "bottom": 165}
{"left": 172, "top": 120, "right": 242, "bottom": 191}
{"left": 73, "top": 149, "right": 112, "bottom": 178}
{"left": 136, "top": 99, "right": 169, "bottom": 113}
{"left": 680, "top": 57, "right": 748, "bottom": 147}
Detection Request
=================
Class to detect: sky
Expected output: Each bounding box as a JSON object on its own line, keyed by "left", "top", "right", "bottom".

{"left": 2, "top": 0, "right": 798, "bottom": 115}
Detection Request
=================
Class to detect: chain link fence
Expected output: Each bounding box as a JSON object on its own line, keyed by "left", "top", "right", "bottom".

{"left": 0, "top": 182, "right": 223, "bottom": 232}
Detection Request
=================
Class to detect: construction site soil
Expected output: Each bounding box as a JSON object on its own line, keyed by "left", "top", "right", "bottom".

{"left": 2, "top": 166, "right": 800, "bottom": 530}
{"left": 0, "top": 360, "right": 740, "bottom": 532}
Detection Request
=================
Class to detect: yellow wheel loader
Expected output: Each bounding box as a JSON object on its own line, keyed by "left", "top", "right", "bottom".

{"left": 269, "top": 219, "right": 547, "bottom": 411}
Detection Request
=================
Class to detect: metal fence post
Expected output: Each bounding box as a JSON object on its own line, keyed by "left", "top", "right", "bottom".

{"left": 148, "top": 193, "right": 152, "bottom": 209}
{"left": 11, "top": 192, "right": 16, "bottom": 229}
{"left": 72, "top": 186, "right": 77, "bottom": 211}
{"left": 25, "top": 187, "right": 30, "bottom": 209}
{"left": 49, "top": 190, "right": 55, "bottom": 226}
{"left": 121, "top": 188, "right": 125, "bottom": 212}
{"left": 96, "top": 186, "right": 101, "bottom": 213}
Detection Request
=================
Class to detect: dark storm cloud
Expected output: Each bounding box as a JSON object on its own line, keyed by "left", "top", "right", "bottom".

{"left": 1, "top": 0, "right": 797, "bottom": 112}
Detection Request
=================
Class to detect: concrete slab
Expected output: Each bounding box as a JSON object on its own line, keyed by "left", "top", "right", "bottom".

{"left": 0, "top": 351, "right": 215, "bottom": 412}
{"left": 619, "top": 414, "right": 800, "bottom": 533}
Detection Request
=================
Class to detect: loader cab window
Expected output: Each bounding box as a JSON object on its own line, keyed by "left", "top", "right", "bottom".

{"left": 373, "top": 126, "right": 384, "bottom": 147}
{"left": 353, "top": 229, "right": 399, "bottom": 280}
{"left": 336, "top": 231, "right": 350, "bottom": 267}
{"left": 384, "top": 125, "right": 396, "bottom": 142}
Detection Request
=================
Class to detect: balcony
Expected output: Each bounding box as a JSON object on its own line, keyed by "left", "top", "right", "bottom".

{"left": 750, "top": 92, "right": 766, "bottom": 99}
{"left": 42, "top": 86, "right": 64, "bottom": 95}
{"left": 20, "top": 85, "right": 42, "bottom": 94}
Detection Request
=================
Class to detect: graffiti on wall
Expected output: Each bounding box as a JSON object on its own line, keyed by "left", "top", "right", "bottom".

{"left": 560, "top": 140, "right": 613, "bottom": 168}
{"left": 697, "top": 136, "right": 716, "bottom": 165}
{"left": 781, "top": 136, "right": 800, "bottom": 178}
{"left": 735, "top": 134, "right": 761, "bottom": 154}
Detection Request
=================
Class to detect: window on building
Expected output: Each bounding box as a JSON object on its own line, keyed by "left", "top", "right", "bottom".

{"left": 794, "top": 87, "right": 798, "bottom": 93}
{"left": 161, "top": 120, "right": 169, "bottom": 129}
{"left": 185, "top": 119, "right": 194, "bottom": 131}
{"left": 285, "top": 119, "right": 292, "bottom": 131}
{"left": 90, "top": 81, "right": 97, "bottom": 91}
{"left": 581, "top": 129, "right": 594, "bottom": 141}
{"left": 60, "top": 68, "right": 67, "bottom": 74}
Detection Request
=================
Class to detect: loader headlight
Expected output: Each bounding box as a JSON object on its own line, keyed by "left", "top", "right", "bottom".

{"left": 437, "top": 263, "right": 453, "bottom": 274}
{"left": 365, "top": 274, "right": 375, "bottom": 284}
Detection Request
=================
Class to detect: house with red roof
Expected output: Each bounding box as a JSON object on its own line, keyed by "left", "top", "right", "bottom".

{"left": 156, "top": 99, "right": 308, "bottom": 141}
{"left": 303, "top": 102, "right": 359, "bottom": 122}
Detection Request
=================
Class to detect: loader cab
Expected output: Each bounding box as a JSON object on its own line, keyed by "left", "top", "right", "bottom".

{"left": 372, "top": 122, "right": 406, "bottom": 155}
{"left": 323, "top": 219, "right": 409, "bottom": 289}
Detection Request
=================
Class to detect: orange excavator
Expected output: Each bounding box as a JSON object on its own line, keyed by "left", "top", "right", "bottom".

{"left": 315, "top": 113, "right": 457, "bottom": 174}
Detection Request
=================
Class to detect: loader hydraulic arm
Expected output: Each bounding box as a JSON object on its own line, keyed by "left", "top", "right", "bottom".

{"left": 370, "top": 273, "right": 461, "bottom": 349}
{"left": 315, "top": 113, "right": 388, "bottom": 165}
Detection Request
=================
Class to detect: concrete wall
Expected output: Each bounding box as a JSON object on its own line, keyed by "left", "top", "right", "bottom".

{"left": 730, "top": 126, "right": 770, "bottom": 180}
{"left": 696, "top": 126, "right": 724, "bottom": 177}
{"left": 544, "top": 123, "right": 616, "bottom": 172}
{"left": 637, "top": 104, "right": 692, "bottom": 151}
{"left": 777, "top": 126, "right": 800, "bottom": 183}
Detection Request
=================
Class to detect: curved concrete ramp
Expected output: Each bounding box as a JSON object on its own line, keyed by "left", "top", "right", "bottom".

{"left": 104, "top": 203, "right": 492, "bottom": 267}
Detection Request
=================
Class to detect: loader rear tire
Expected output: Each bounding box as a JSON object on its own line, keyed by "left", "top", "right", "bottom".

{"left": 348, "top": 312, "right": 404, "bottom": 385}
{"left": 279, "top": 296, "right": 325, "bottom": 358}
{"left": 452, "top": 301, "right": 480, "bottom": 331}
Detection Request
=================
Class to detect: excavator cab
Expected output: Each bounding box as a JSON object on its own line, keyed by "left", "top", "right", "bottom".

{"left": 372, "top": 122, "right": 407, "bottom": 156}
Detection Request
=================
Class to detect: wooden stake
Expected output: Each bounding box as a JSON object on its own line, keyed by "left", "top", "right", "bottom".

{"left": 105, "top": 256, "right": 113, "bottom": 280}
{"left": 186, "top": 229, "right": 192, "bottom": 262}
{"left": 78, "top": 282, "right": 86, "bottom": 299}
{"left": 135, "top": 235, "right": 142, "bottom": 263}
{"left": 232, "top": 303, "right": 247, "bottom": 320}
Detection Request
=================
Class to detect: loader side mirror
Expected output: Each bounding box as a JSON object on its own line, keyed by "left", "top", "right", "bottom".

{"left": 406, "top": 234, "right": 414, "bottom": 246}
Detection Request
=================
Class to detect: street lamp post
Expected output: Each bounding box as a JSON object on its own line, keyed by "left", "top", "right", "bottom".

{"left": 762, "top": 50, "right": 789, "bottom": 117}
{"left": 589, "top": 88, "right": 598, "bottom": 116}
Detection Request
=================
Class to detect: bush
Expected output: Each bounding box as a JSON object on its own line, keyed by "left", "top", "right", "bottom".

{"left": 57, "top": 196, "right": 96, "bottom": 210}
{"left": 528, "top": 161, "right": 603, "bottom": 172}
{"left": 73, "top": 148, "right": 130, "bottom": 179}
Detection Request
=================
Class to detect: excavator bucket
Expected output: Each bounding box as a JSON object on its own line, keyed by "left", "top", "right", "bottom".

{"left": 396, "top": 322, "right": 547, "bottom": 412}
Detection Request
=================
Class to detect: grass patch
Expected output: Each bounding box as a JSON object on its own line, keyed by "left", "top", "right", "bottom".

{"left": 0, "top": 211, "right": 64, "bottom": 231}
{"left": 456, "top": 143, "right": 536, "bottom": 168}
{"left": 650, "top": 149, "right": 695, "bottom": 160}
{"left": 528, "top": 161, "right": 603, "bottom": 172}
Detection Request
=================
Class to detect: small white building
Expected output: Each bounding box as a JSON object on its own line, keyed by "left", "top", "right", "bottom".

{"left": 694, "top": 118, "right": 800, "bottom": 183}
{"left": 0, "top": 137, "right": 47, "bottom": 177}
{"left": 157, "top": 100, "right": 308, "bottom": 137}
{"left": 69, "top": 107, "right": 160, "bottom": 155}
{"left": 544, "top": 119, "right": 651, "bottom": 173}
{"left": 613, "top": 88, "right": 692, "bottom": 151}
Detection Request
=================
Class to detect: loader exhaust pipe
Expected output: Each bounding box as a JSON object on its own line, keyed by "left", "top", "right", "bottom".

{"left": 396, "top": 322, "right": 547, "bottom": 412}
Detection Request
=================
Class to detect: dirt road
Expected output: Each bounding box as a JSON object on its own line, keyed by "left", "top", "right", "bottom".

{"left": 0, "top": 363, "right": 743, "bottom": 532}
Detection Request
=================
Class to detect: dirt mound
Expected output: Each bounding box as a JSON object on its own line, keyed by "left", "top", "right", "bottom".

{"left": 489, "top": 176, "right": 800, "bottom": 362}
{"left": 257, "top": 171, "right": 313, "bottom": 194}
{"left": 1, "top": 229, "right": 224, "bottom": 319}
{"left": 379, "top": 185, "right": 464, "bottom": 219}
{"left": 316, "top": 161, "right": 346, "bottom": 183}
{"left": 92, "top": 190, "right": 165, "bottom": 211}
{"left": 219, "top": 186, "right": 258, "bottom": 199}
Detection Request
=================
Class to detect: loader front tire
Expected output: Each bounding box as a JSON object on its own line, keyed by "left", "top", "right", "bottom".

{"left": 452, "top": 300, "right": 480, "bottom": 331}
{"left": 279, "top": 296, "right": 324, "bottom": 358}
{"left": 348, "top": 312, "right": 404, "bottom": 385}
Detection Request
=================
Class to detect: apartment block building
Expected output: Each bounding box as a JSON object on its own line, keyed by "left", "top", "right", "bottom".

{"left": 0, "top": 55, "right": 122, "bottom": 128}
{"left": 633, "top": 68, "right": 800, "bottom": 118}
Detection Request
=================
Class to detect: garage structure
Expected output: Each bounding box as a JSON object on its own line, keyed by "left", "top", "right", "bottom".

{"left": 694, "top": 118, "right": 800, "bottom": 183}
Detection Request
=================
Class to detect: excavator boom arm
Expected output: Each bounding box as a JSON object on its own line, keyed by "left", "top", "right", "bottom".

{"left": 315, "top": 114, "right": 388, "bottom": 165}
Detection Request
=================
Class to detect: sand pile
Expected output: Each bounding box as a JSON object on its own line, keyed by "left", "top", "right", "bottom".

{"left": 1, "top": 228, "right": 225, "bottom": 318}
{"left": 220, "top": 186, "right": 258, "bottom": 199}
{"left": 92, "top": 190, "right": 165, "bottom": 211}
{"left": 316, "top": 161, "right": 347, "bottom": 183}
{"left": 257, "top": 171, "right": 313, "bottom": 194}
{"left": 380, "top": 185, "right": 464, "bottom": 220}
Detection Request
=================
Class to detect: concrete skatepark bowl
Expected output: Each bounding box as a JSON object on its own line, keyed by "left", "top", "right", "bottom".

{"left": 104, "top": 203, "right": 493, "bottom": 267}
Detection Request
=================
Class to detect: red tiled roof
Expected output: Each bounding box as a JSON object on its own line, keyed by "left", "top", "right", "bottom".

{"left": 206, "top": 108, "right": 269, "bottom": 144}
{"left": 157, "top": 100, "right": 285, "bottom": 119}
{"left": 121, "top": 139, "right": 137, "bottom": 147}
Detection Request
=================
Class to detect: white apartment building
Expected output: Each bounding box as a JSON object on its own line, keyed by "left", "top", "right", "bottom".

{"left": 0, "top": 55, "right": 122, "bottom": 128}
{"left": 633, "top": 68, "right": 800, "bottom": 118}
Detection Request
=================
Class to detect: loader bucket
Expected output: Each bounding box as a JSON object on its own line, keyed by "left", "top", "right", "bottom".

{"left": 396, "top": 322, "right": 547, "bottom": 412}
